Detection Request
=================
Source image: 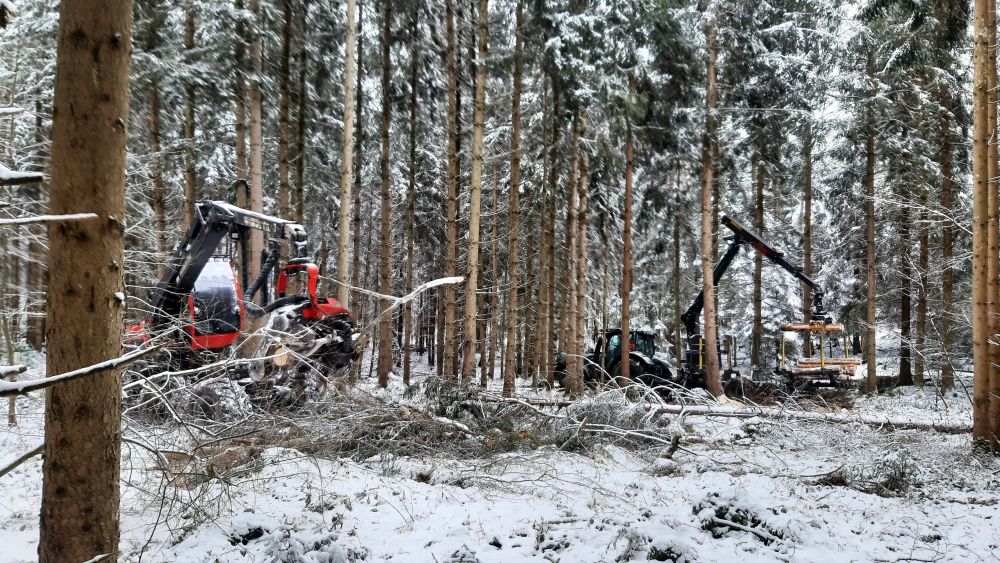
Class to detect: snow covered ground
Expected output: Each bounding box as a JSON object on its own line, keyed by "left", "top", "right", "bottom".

{"left": 1, "top": 353, "right": 998, "bottom": 562}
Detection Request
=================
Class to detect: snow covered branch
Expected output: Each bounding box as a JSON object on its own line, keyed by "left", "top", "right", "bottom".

{"left": 0, "top": 346, "right": 162, "bottom": 397}
{"left": 0, "top": 443, "right": 43, "bottom": 480}
{"left": 0, "top": 364, "right": 26, "bottom": 377}
{"left": 0, "top": 213, "right": 99, "bottom": 226}
{"left": 0, "top": 164, "right": 43, "bottom": 186}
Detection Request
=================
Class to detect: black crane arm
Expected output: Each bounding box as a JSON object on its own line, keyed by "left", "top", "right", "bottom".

{"left": 680, "top": 215, "right": 826, "bottom": 336}
{"left": 148, "top": 193, "right": 309, "bottom": 327}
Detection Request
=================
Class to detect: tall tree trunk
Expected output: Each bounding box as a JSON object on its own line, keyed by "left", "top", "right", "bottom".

{"left": 26, "top": 99, "right": 46, "bottom": 351}
{"left": 234, "top": 0, "right": 247, "bottom": 184}
{"left": 751, "top": 153, "right": 764, "bottom": 374}
{"left": 574, "top": 147, "right": 590, "bottom": 395}
{"left": 293, "top": 42, "right": 307, "bottom": 223}
{"left": 277, "top": 0, "right": 292, "bottom": 219}
{"left": 484, "top": 168, "right": 499, "bottom": 385}
{"left": 39, "top": 0, "right": 131, "bottom": 559}
{"left": 350, "top": 5, "right": 364, "bottom": 322}
{"left": 673, "top": 165, "right": 682, "bottom": 368}
{"left": 701, "top": 21, "right": 722, "bottom": 396}
{"left": 864, "top": 50, "right": 878, "bottom": 394}
{"left": 802, "top": 124, "right": 813, "bottom": 356}
{"left": 183, "top": 4, "right": 197, "bottom": 226}
{"left": 987, "top": 0, "right": 1000, "bottom": 444}
{"left": 621, "top": 112, "right": 634, "bottom": 383}
{"left": 973, "top": 0, "right": 992, "bottom": 441}
{"left": 376, "top": 0, "right": 393, "bottom": 387}
{"left": 940, "top": 86, "right": 955, "bottom": 390}
{"left": 501, "top": 0, "right": 524, "bottom": 397}
{"left": 898, "top": 178, "right": 913, "bottom": 386}
{"left": 444, "top": 0, "right": 460, "bottom": 378}
{"left": 338, "top": 0, "right": 358, "bottom": 307}
{"left": 148, "top": 81, "right": 168, "bottom": 279}
{"left": 915, "top": 185, "right": 928, "bottom": 387}
{"left": 543, "top": 85, "right": 561, "bottom": 387}
{"left": 461, "top": 0, "right": 489, "bottom": 382}
{"left": 563, "top": 117, "right": 580, "bottom": 393}
{"left": 247, "top": 0, "right": 265, "bottom": 305}
{"left": 403, "top": 9, "right": 418, "bottom": 386}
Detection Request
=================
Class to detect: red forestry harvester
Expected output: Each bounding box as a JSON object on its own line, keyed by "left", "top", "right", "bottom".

{"left": 127, "top": 194, "right": 356, "bottom": 384}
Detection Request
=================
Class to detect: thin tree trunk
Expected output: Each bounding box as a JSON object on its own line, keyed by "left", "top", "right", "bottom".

{"left": 26, "top": 99, "right": 45, "bottom": 351}
{"left": 563, "top": 116, "right": 580, "bottom": 391}
{"left": 485, "top": 168, "right": 499, "bottom": 385}
{"left": 673, "top": 165, "right": 682, "bottom": 368}
{"left": 574, "top": 147, "right": 590, "bottom": 395}
{"left": 973, "top": 0, "right": 992, "bottom": 441}
{"left": 350, "top": 4, "right": 365, "bottom": 322}
{"left": 543, "top": 86, "right": 561, "bottom": 387}
{"left": 915, "top": 185, "right": 928, "bottom": 387}
{"left": 277, "top": 0, "right": 292, "bottom": 219}
{"left": 39, "top": 0, "right": 131, "bottom": 558}
{"left": 462, "top": 0, "right": 489, "bottom": 382}
{"left": 247, "top": 0, "right": 265, "bottom": 305}
{"left": 183, "top": 5, "right": 197, "bottom": 226}
{"left": 234, "top": 0, "right": 247, "bottom": 185}
{"left": 403, "top": 9, "right": 418, "bottom": 386}
{"left": 751, "top": 153, "right": 764, "bottom": 374}
{"left": 898, "top": 171, "right": 914, "bottom": 386}
{"left": 701, "top": 21, "right": 722, "bottom": 396}
{"left": 444, "top": 0, "right": 459, "bottom": 378}
{"left": 148, "top": 82, "right": 168, "bottom": 279}
{"left": 501, "top": 0, "right": 524, "bottom": 397}
{"left": 940, "top": 86, "right": 955, "bottom": 390}
{"left": 802, "top": 124, "right": 813, "bottom": 356}
{"left": 864, "top": 50, "right": 878, "bottom": 395}
{"left": 293, "top": 41, "right": 307, "bottom": 223}
{"left": 621, "top": 111, "right": 634, "bottom": 382}
{"left": 338, "top": 0, "right": 358, "bottom": 307}
{"left": 987, "top": 0, "right": 1000, "bottom": 445}
{"left": 376, "top": 0, "right": 393, "bottom": 387}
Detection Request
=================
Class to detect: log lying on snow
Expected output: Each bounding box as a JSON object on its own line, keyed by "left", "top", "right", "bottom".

{"left": 493, "top": 397, "right": 971, "bottom": 434}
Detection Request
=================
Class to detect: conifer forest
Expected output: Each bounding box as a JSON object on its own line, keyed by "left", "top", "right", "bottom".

{"left": 2, "top": 0, "right": 1000, "bottom": 561}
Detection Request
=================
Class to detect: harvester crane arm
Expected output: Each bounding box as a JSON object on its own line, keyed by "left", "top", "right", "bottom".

{"left": 148, "top": 188, "right": 309, "bottom": 329}
{"left": 680, "top": 215, "right": 826, "bottom": 336}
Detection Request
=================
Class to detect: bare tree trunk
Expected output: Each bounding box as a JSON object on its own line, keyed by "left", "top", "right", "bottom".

{"left": 462, "top": 0, "right": 489, "bottom": 382}
{"left": 277, "top": 0, "right": 292, "bottom": 219}
{"left": 898, "top": 174, "right": 914, "bottom": 386}
{"left": 293, "top": 41, "right": 307, "bottom": 223}
{"left": 247, "top": 0, "right": 265, "bottom": 304}
{"left": 485, "top": 168, "right": 499, "bottom": 385}
{"left": 864, "top": 50, "right": 878, "bottom": 394}
{"left": 988, "top": 0, "right": 1000, "bottom": 444}
{"left": 444, "top": 0, "right": 459, "bottom": 378}
{"left": 544, "top": 86, "right": 561, "bottom": 387}
{"left": 403, "top": 9, "right": 418, "bottom": 387}
{"left": 939, "top": 88, "right": 955, "bottom": 389}
{"left": 26, "top": 99, "right": 46, "bottom": 351}
{"left": 574, "top": 147, "right": 590, "bottom": 395}
{"left": 148, "top": 81, "right": 168, "bottom": 279}
{"left": 501, "top": 0, "right": 524, "bottom": 397}
{"left": 621, "top": 112, "right": 634, "bottom": 382}
{"left": 673, "top": 165, "right": 682, "bottom": 367}
{"left": 915, "top": 184, "right": 928, "bottom": 387}
{"left": 802, "top": 125, "right": 813, "bottom": 356}
{"left": 563, "top": 116, "right": 580, "bottom": 391}
{"left": 183, "top": 4, "right": 197, "bottom": 226}
{"left": 338, "top": 0, "right": 358, "bottom": 307}
{"left": 973, "top": 0, "right": 992, "bottom": 442}
{"left": 376, "top": 0, "right": 393, "bottom": 387}
{"left": 751, "top": 153, "right": 764, "bottom": 373}
{"left": 350, "top": 6, "right": 364, "bottom": 322}
{"left": 234, "top": 0, "right": 247, "bottom": 184}
{"left": 701, "top": 21, "right": 722, "bottom": 396}
{"left": 39, "top": 0, "right": 131, "bottom": 558}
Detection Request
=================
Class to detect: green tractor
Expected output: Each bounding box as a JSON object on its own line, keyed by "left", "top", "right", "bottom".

{"left": 556, "top": 328, "right": 674, "bottom": 389}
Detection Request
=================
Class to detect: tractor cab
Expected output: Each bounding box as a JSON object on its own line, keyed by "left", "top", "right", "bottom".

{"left": 581, "top": 328, "right": 673, "bottom": 388}
{"left": 186, "top": 258, "right": 243, "bottom": 350}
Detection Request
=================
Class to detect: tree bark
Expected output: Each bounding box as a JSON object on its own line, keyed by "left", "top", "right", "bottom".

{"left": 234, "top": 0, "right": 247, "bottom": 184}
{"left": 751, "top": 153, "right": 764, "bottom": 374}
{"left": 972, "top": 0, "right": 992, "bottom": 442}
{"left": 501, "top": 0, "right": 524, "bottom": 397}
{"left": 39, "top": 0, "right": 131, "bottom": 559}
{"left": 673, "top": 165, "right": 682, "bottom": 368}
{"left": 403, "top": 9, "right": 418, "bottom": 387}
{"left": 148, "top": 79, "right": 168, "bottom": 280}
{"left": 574, "top": 146, "right": 590, "bottom": 396}
{"left": 277, "top": 0, "right": 292, "bottom": 219}
{"left": 915, "top": 184, "right": 928, "bottom": 387}
{"left": 247, "top": 0, "right": 264, "bottom": 305}
{"left": 621, "top": 111, "right": 634, "bottom": 383}
{"left": 462, "top": 0, "right": 489, "bottom": 382}
{"left": 563, "top": 116, "right": 580, "bottom": 391}
{"left": 182, "top": 4, "right": 197, "bottom": 227}
{"left": 293, "top": 41, "right": 307, "bottom": 223}
{"left": 898, "top": 172, "right": 913, "bottom": 386}
{"left": 444, "top": 0, "right": 459, "bottom": 378}
{"left": 987, "top": 0, "right": 1000, "bottom": 445}
{"left": 350, "top": 2, "right": 364, "bottom": 322}
{"left": 376, "top": 0, "right": 393, "bottom": 387}
{"left": 802, "top": 124, "right": 813, "bottom": 357}
{"left": 701, "top": 19, "right": 722, "bottom": 396}
{"left": 338, "top": 0, "right": 358, "bottom": 307}
{"left": 484, "top": 168, "right": 499, "bottom": 385}
{"left": 864, "top": 50, "right": 878, "bottom": 394}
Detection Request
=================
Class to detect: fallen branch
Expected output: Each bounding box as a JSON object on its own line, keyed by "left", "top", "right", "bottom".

{"left": 0, "top": 164, "right": 43, "bottom": 186}
{"left": 710, "top": 516, "right": 782, "bottom": 544}
{"left": 485, "top": 396, "right": 971, "bottom": 434}
{"left": 0, "top": 365, "right": 26, "bottom": 376}
{"left": 0, "top": 443, "right": 43, "bottom": 480}
{"left": 0, "top": 346, "right": 161, "bottom": 397}
{"left": 0, "top": 212, "right": 99, "bottom": 225}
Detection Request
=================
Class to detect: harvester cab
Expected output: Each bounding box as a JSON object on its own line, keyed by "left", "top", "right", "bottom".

{"left": 578, "top": 328, "right": 674, "bottom": 389}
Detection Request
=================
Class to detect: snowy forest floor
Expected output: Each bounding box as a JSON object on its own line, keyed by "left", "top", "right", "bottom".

{"left": 1, "top": 351, "right": 998, "bottom": 563}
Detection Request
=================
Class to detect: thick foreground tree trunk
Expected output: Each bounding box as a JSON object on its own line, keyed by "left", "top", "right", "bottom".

{"left": 39, "top": 0, "right": 131, "bottom": 560}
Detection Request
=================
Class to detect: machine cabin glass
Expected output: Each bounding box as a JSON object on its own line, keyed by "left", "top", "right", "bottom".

{"left": 190, "top": 259, "right": 241, "bottom": 337}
